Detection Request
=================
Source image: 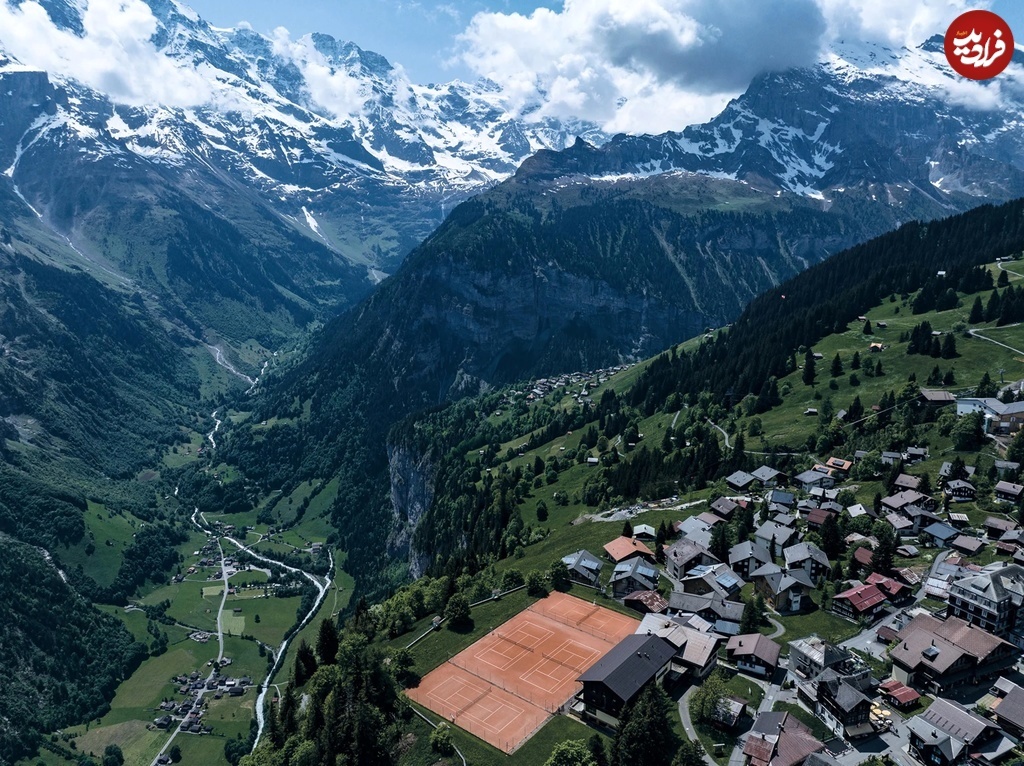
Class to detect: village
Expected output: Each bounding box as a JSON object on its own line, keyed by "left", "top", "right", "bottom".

{"left": 537, "top": 397, "right": 1024, "bottom": 766}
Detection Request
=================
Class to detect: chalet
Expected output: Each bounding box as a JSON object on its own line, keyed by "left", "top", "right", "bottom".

{"left": 987, "top": 517, "right": 1020, "bottom": 540}
{"left": 676, "top": 516, "right": 714, "bottom": 549}
{"left": 677, "top": 563, "right": 744, "bottom": 600}
{"left": 832, "top": 583, "right": 886, "bottom": 622}
{"left": 794, "top": 469, "right": 835, "bottom": 491}
{"left": 765, "top": 489, "right": 796, "bottom": 508}
{"left": 993, "top": 680, "right": 1024, "bottom": 737}
{"left": 729, "top": 540, "right": 772, "bottom": 579}
{"left": 881, "top": 451, "right": 903, "bottom": 466}
{"left": 922, "top": 522, "right": 961, "bottom": 548}
{"left": 635, "top": 613, "right": 723, "bottom": 681}
{"left": 901, "top": 504, "right": 942, "bottom": 534}
{"left": 752, "top": 466, "right": 786, "bottom": 488}
{"left": 665, "top": 538, "right": 719, "bottom": 580}
{"left": 696, "top": 511, "right": 725, "bottom": 527}
{"left": 755, "top": 521, "right": 797, "bottom": 549}
{"left": 920, "top": 388, "right": 956, "bottom": 406}
{"left": 726, "top": 470, "right": 757, "bottom": 492}
{"left": 603, "top": 536, "right": 656, "bottom": 564}
{"left": 577, "top": 633, "right": 676, "bottom": 728}
{"left": 609, "top": 557, "right": 660, "bottom": 598}
{"left": 941, "top": 462, "right": 977, "bottom": 481}
{"left": 750, "top": 563, "right": 814, "bottom": 613}
{"left": 846, "top": 503, "right": 872, "bottom": 519}
{"left": 825, "top": 457, "right": 853, "bottom": 476}
{"left": 852, "top": 546, "right": 874, "bottom": 569}
{"left": 667, "top": 592, "right": 744, "bottom": 635}
{"left": 710, "top": 497, "right": 740, "bottom": 519}
{"left": 809, "top": 486, "right": 840, "bottom": 502}
{"left": 877, "top": 679, "right": 921, "bottom": 709}
{"left": 783, "top": 543, "right": 831, "bottom": 584}
{"left": 956, "top": 397, "right": 1024, "bottom": 435}
{"left": 949, "top": 512, "right": 971, "bottom": 528}
{"left": 788, "top": 636, "right": 851, "bottom": 680}
{"left": 945, "top": 479, "right": 977, "bottom": 502}
{"left": 805, "top": 507, "right": 836, "bottom": 532}
{"left": 562, "top": 549, "right": 604, "bottom": 587}
{"left": 996, "top": 481, "right": 1024, "bottom": 504}
{"left": 773, "top": 512, "right": 797, "bottom": 528}
{"left": 814, "top": 667, "right": 874, "bottom": 739}
{"left": 633, "top": 523, "right": 657, "bottom": 539}
{"left": 891, "top": 614, "right": 1017, "bottom": 694}
{"left": 726, "top": 633, "right": 782, "bottom": 677}
{"left": 886, "top": 512, "right": 914, "bottom": 537}
{"left": 906, "top": 446, "right": 929, "bottom": 463}
{"left": 882, "top": 489, "right": 934, "bottom": 514}
{"left": 865, "top": 572, "right": 911, "bottom": 604}
{"left": 907, "top": 697, "right": 1016, "bottom": 766}
{"left": 743, "top": 712, "right": 824, "bottom": 766}
{"left": 893, "top": 473, "right": 922, "bottom": 492}
{"left": 623, "top": 590, "right": 669, "bottom": 615}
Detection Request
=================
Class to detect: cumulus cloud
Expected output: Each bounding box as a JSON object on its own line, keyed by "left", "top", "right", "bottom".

{"left": 457, "top": 0, "right": 986, "bottom": 133}
{"left": 269, "top": 28, "right": 373, "bottom": 119}
{"left": 0, "top": 0, "right": 216, "bottom": 107}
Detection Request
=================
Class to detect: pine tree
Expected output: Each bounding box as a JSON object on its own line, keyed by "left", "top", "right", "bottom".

{"left": 872, "top": 526, "right": 896, "bottom": 575}
{"left": 820, "top": 514, "right": 843, "bottom": 559}
{"left": 969, "top": 295, "right": 985, "bottom": 323}
{"left": 710, "top": 522, "right": 731, "bottom": 562}
{"left": 851, "top": 351, "right": 861, "bottom": 370}
{"left": 830, "top": 353, "right": 844, "bottom": 377}
{"left": 999, "top": 269, "right": 1011, "bottom": 288}
{"left": 622, "top": 520, "right": 634, "bottom": 537}
{"left": 740, "top": 597, "right": 760, "bottom": 634}
{"left": 614, "top": 684, "right": 677, "bottom": 766}
{"left": 673, "top": 740, "right": 706, "bottom": 766}
{"left": 863, "top": 319, "right": 873, "bottom": 335}
{"left": 803, "top": 350, "right": 817, "bottom": 386}
{"left": 941, "top": 333, "right": 957, "bottom": 359}
{"left": 537, "top": 500, "right": 549, "bottom": 522}
{"left": 874, "top": 360, "right": 883, "bottom": 376}
{"left": 588, "top": 734, "right": 610, "bottom": 766}
{"left": 769, "top": 536, "right": 777, "bottom": 561}
{"left": 315, "top": 619, "right": 339, "bottom": 666}
{"left": 831, "top": 559, "right": 845, "bottom": 582}
{"left": 943, "top": 368, "right": 956, "bottom": 386}
{"left": 986, "top": 290, "right": 1002, "bottom": 322}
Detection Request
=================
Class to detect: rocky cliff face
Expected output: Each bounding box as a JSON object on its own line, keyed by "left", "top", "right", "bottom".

{"left": 386, "top": 441, "right": 437, "bottom": 578}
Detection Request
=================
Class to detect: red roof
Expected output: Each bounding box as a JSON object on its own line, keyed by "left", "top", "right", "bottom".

{"left": 879, "top": 679, "right": 920, "bottom": 705}
{"left": 806, "top": 508, "right": 836, "bottom": 526}
{"left": 623, "top": 590, "right": 669, "bottom": 613}
{"left": 835, "top": 583, "right": 885, "bottom": 613}
{"left": 853, "top": 546, "right": 874, "bottom": 566}
{"left": 866, "top": 572, "right": 909, "bottom": 598}
{"left": 603, "top": 536, "right": 655, "bottom": 563}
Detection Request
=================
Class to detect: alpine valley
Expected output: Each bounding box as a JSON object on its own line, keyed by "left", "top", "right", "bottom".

{"left": 4, "top": 1, "right": 1024, "bottom": 764}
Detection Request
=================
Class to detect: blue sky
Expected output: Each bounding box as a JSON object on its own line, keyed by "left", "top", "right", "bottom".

{"left": 186, "top": 0, "right": 557, "bottom": 82}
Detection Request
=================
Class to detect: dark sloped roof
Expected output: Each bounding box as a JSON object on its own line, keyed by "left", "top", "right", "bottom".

{"left": 578, "top": 634, "right": 676, "bottom": 702}
{"left": 995, "top": 684, "right": 1024, "bottom": 730}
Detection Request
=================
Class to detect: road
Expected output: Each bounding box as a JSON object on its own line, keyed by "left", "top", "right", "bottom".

{"left": 968, "top": 325, "right": 1024, "bottom": 358}
{"left": 678, "top": 686, "right": 722, "bottom": 766}
{"left": 707, "top": 418, "right": 807, "bottom": 457}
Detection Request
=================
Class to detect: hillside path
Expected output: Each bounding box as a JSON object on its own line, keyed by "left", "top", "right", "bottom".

{"left": 967, "top": 325, "right": 1024, "bottom": 357}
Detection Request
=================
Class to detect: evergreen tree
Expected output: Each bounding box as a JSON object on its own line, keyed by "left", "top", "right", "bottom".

{"left": 872, "top": 526, "right": 896, "bottom": 575}
{"left": 943, "top": 368, "right": 956, "bottom": 386}
{"left": 622, "top": 520, "right": 634, "bottom": 538}
{"left": 316, "top": 619, "right": 339, "bottom": 666}
{"left": 863, "top": 319, "right": 873, "bottom": 335}
{"left": 102, "top": 745, "right": 125, "bottom": 766}
{"left": 999, "top": 269, "right": 1011, "bottom": 288}
{"left": 588, "top": 734, "right": 610, "bottom": 766}
{"left": 710, "top": 522, "right": 731, "bottom": 563}
{"left": 537, "top": 500, "right": 549, "bottom": 522}
{"left": 941, "top": 333, "right": 957, "bottom": 359}
{"left": 874, "top": 360, "right": 883, "bottom": 376}
{"left": 969, "top": 295, "right": 985, "bottom": 323}
{"left": 673, "top": 740, "right": 706, "bottom": 766}
{"left": 802, "top": 350, "right": 817, "bottom": 386}
{"left": 740, "top": 597, "right": 760, "bottom": 634}
{"left": 977, "top": 372, "right": 999, "bottom": 397}
{"left": 851, "top": 351, "right": 861, "bottom": 369}
{"left": 753, "top": 593, "right": 767, "bottom": 625}
{"left": 830, "top": 559, "right": 845, "bottom": 583}
{"left": 830, "top": 353, "right": 844, "bottom": 377}
{"left": 613, "top": 684, "right": 678, "bottom": 766}
{"left": 293, "top": 639, "right": 318, "bottom": 687}
{"left": 986, "top": 290, "right": 1002, "bottom": 322}
{"left": 919, "top": 473, "right": 933, "bottom": 496}
{"left": 820, "top": 514, "right": 843, "bottom": 559}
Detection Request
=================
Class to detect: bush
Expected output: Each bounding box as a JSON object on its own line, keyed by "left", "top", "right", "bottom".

{"left": 430, "top": 723, "right": 455, "bottom": 755}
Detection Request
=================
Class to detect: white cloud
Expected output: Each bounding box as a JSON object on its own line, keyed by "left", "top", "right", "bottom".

{"left": 269, "top": 28, "right": 373, "bottom": 119}
{"left": 457, "top": 0, "right": 986, "bottom": 133}
{"left": 0, "top": 0, "right": 216, "bottom": 107}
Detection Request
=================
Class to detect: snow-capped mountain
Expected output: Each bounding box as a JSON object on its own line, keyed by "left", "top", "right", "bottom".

{"left": 516, "top": 36, "right": 1024, "bottom": 204}
{"left": 0, "top": 0, "right": 608, "bottom": 345}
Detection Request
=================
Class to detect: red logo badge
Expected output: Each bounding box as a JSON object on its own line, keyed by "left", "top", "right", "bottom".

{"left": 945, "top": 10, "right": 1014, "bottom": 80}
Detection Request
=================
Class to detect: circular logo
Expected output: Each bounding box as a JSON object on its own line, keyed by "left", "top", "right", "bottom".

{"left": 945, "top": 10, "right": 1014, "bottom": 80}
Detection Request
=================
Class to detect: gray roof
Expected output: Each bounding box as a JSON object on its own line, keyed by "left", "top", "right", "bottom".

{"left": 755, "top": 521, "right": 796, "bottom": 546}
{"left": 795, "top": 469, "right": 831, "bottom": 484}
{"left": 923, "top": 522, "right": 959, "bottom": 541}
{"left": 578, "top": 633, "right": 676, "bottom": 702}
{"left": 761, "top": 568, "right": 815, "bottom": 596}
{"left": 562, "top": 549, "right": 603, "bottom": 578}
{"left": 668, "top": 591, "right": 744, "bottom": 622}
{"left": 916, "top": 697, "right": 996, "bottom": 748}
{"left": 784, "top": 542, "right": 830, "bottom": 570}
{"left": 727, "top": 470, "right": 756, "bottom": 488}
{"left": 753, "top": 466, "right": 783, "bottom": 482}
{"left": 940, "top": 462, "right": 976, "bottom": 478}
{"left": 766, "top": 489, "right": 796, "bottom": 507}
{"left": 610, "top": 557, "right": 659, "bottom": 589}
{"left": 817, "top": 669, "right": 870, "bottom": 712}
{"left": 996, "top": 684, "right": 1024, "bottom": 730}
{"left": 729, "top": 540, "right": 772, "bottom": 568}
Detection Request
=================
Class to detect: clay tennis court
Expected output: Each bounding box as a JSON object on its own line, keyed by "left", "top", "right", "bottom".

{"left": 407, "top": 592, "right": 639, "bottom": 753}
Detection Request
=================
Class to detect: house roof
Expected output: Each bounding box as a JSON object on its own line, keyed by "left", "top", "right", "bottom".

{"left": 951, "top": 535, "right": 985, "bottom": 555}
{"left": 918, "top": 697, "right": 996, "bottom": 746}
{"left": 743, "top": 712, "right": 823, "bottom": 766}
{"left": 987, "top": 517, "right": 1019, "bottom": 532}
{"left": 846, "top": 503, "right": 870, "bottom": 518}
{"left": 766, "top": 489, "right": 796, "bottom": 507}
{"left": 784, "top": 542, "right": 830, "bottom": 570}
{"left": 795, "top": 468, "right": 831, "bottom": 484}
{"left": 753, "top": 466, "right": 783, "bottom": 482}
{"left": 921, "top": 389, "right": 956, "bottom": 403}
{"left": 923, "top": 522, "right": 960, "bottom": 542}
{"left": 726, "top": 633, "right": 782, "bottom": 666}
{"left": 668, "top": 591, "right": 744, "bottom": 622}
{"left": 834, "top": 583, "right": 885, "bottom": 613}
{"left": 760, "top": 568, "right": 815, "bottom": 596}
{"left": 886, "top": 512, "right": 914, "bottom": 530}
{"left": 853, "top": 546, "right": 874, "bottom": 567}
{"left": 578, "top": 633, "right": 676, "bottom": 702}
{"left": 666, "top": 538, "right": 717, "bottom": 569}
{"left": 806, "top": 508, "right": 836, "bottom": 526}
{"left": 755, "top": 521, "right": 796, "bottom": 546}
{"left": 817, "top": 668, "right": 871, "bottom": 712}
{"left": 562, "top": 549, "right": 603, "bottom": 576}
{"left": 729, "top": 540, "right": 772, "bottom": 568}
{"left": 940, "top": 462, "right": 977, "bottom": 478}
{"left": 604, "top": 536, "right": 655, "bottom": 563}
{"left": 894, "top": 473, "right": 921, "bottom": 489}
{"left": 865, "top": 572, "right": 909, "bottom": 598}
{"left": 788, "top": 636, "right": 850, "bottom": 669}
{"left": 995, "top": 683, "right": 1024, "bottom": 730}
{"left": 711, "top": 497, "right": 740, "bottom": 517}
{"left": 727, "top": 470, "right": 756, "bottom": 488}
{"left": 883, "top": 490, "right": 927, "bottom": 509}
{"left": 624, "top": 590, "right": 669, "bottom": 613}
{"left": 997, "top": 480, "right": 1024, "bottom": 496}
{"left": 611, "top": 557, "right": 659, "bottom": 589}
{"left": 891, "top": 614, "right": 1012, "bottom": 674}
{"left": 697, "top": 511, "right": 725, "bottom": 527}
{"left": 946, "top": 479, "right": 976, "bottom": 492}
